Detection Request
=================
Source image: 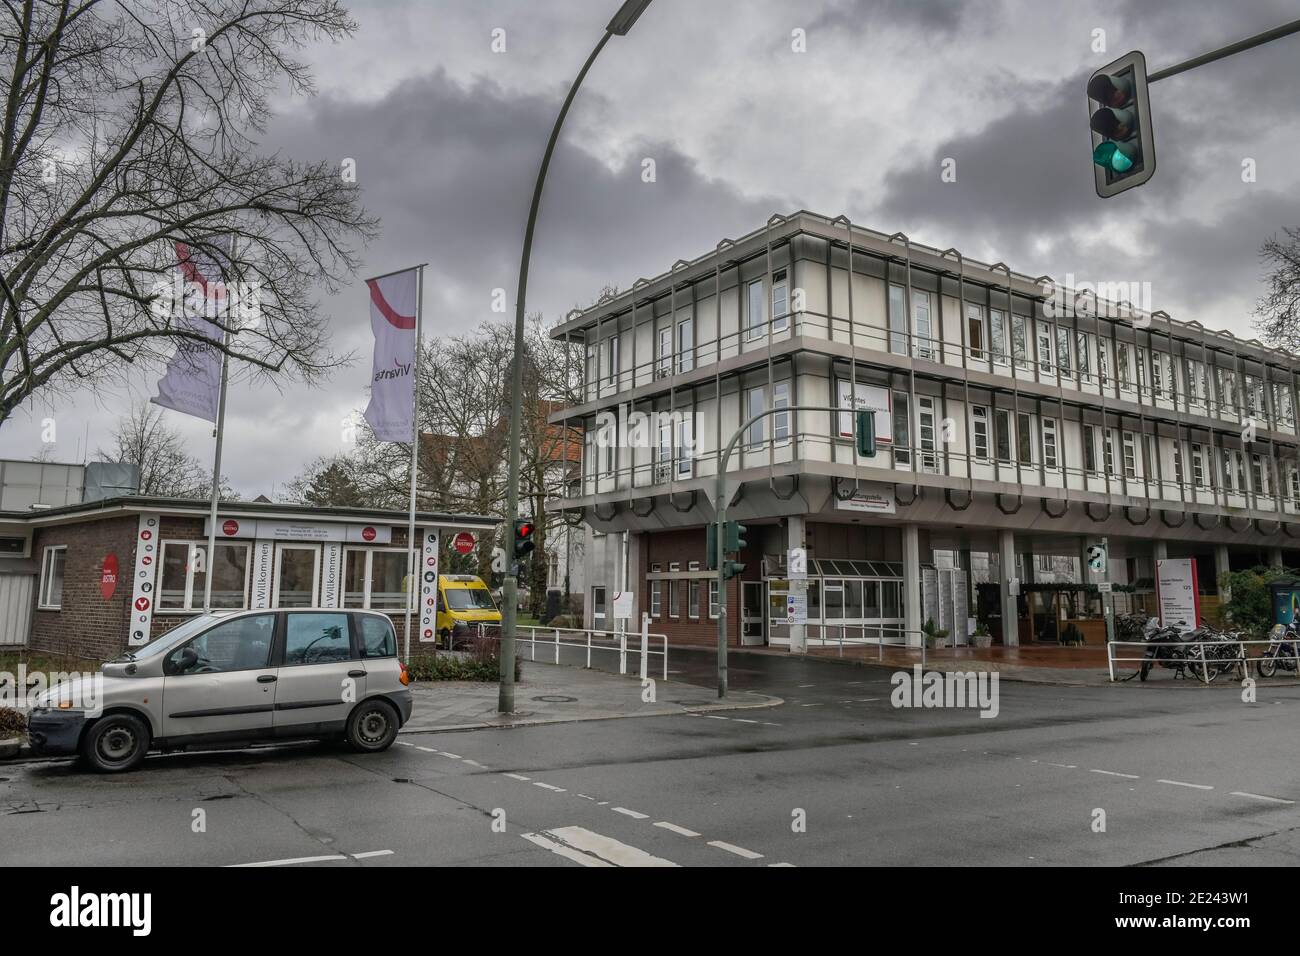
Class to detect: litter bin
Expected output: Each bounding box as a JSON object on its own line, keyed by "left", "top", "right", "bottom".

{"left": 1269, "top": 577, "right": 1300, "bottom": 626}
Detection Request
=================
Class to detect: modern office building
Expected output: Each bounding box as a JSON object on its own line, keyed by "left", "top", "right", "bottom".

{"left": 545, "top": 211, "right": 1300, "bottom": 650}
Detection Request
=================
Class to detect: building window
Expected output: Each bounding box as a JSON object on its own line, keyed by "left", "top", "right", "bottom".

{"left": 888, "top": 284, "right": 908, "bottom": 355}
{"left": 990, "top": 309, "right": 1007, "bottom": 363}
{"left": 38, "top": 545, "right": 66, "bottom": 609}
{"left": 1252, "top": 455, "right": 1267, "bottom": 496}
{"left": 746, "top": 278, "right": 765, "bottom": 339}
{"left": 1042, "top": 418, "right": 1058, "bottom": 468}
{"left": 592, "top": 587, "right": 607, "bottom": 627}
{"left": 1151, "top": 353, "right": 1164, "bottom": 396}
{"left": 1105, "top": 429, "right": 1116, "bottom": 474}
{"left": 773, "top": 381, "right": 791, "bottom": 442}
{"left": 1037, "top": 325, "right": 1053, "bottom": 374}
{"left": 1192, "top": 445, "right": 1205, "bottom": 488}
{"left": 677, "top": 318, "right": 694, "bottom": 374}
{"left": 1056, "top": 327, "right": 1071, "bottom": 375}
{"left": 159, "top": 540, "right": 250, "bottom": 611}
{"left": 1076, "top": 332, "right": 1091, "bottom": 377}
{"left": 1017, "top": 413, "right": 1033, "bottom": 463}
{"left": 1135, "top": 348, "right": 1147, "bottom": 389}
{"left": 1291, "top": 466, "right": 1300, "bottom": 501}
{"left": 1174, "top": 447, "right": 1184, "bottom": 485}
{"left": 343, "top": 547, "right": 409, "bottom": 610}
{"left": 657, "top": 325, "right": 672, "bottom": 378}
{"left": 972, "top": 405, "right": 989, "bottom": 460}
{"left": 650, "top": 580, "right": 662, "bottom": 617}
{"left": 688, "top": 580, "right": 700, "bottom": 619}
{"left": 746, "top": 386, "right": 766, "bottom": 448}
{"left": 917, "top": 396, "right": 938, "bottom": 471}
{"left": 1011, "top": 315, "right": 1028, "bottom": 369}
{"left": 913, "top": 290, "right": 934, "bottom": 360}
{"left": 772, "top": 269, "right": 789, "bottom": 333}
{"left": 1083, "top": 424, "right": 1097, "bottom": 472}
{"left": 585, "top": 342, "right": 597, "bottom": 399}
{"left": 600, "top": 335, "right": 620, "bottom": 395}
{"left": 893, "top": 391, "right": 911, "bottom": 466}
{"left": 967, "top": 304, "right": 984, "bottom": 360}
{"left": 656, "top": 421, "right": 672, "bottom": 482}
{"left": 274, "top": 545, "right": 320, "bottom": 608}
{"left": 677, "top": 416, "right": 694, "bottom": 478}
{"left": 995, "top": 409, "right": 1012, "bottom": 463}
{"left": 1118, "top": 344, "right": 1131, "bottom": 386}
{"left": 668, "top": 579, "right": 680, "bottom": 618}
{"left": 708, "top": 580, "right": 719, "bottom": 619}
{"left": 1098, "top": 339, "right": 1110, "bottom": 384}
{"left": 1122, "top": 432, "right": 1137, "bottom": 478}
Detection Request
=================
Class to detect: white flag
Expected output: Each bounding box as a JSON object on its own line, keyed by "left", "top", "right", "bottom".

{"left": 152, "top": 238, "right": 232, "bottom": 423}
{"left": 363, "top": 268, "right": 419, "bottom": 442}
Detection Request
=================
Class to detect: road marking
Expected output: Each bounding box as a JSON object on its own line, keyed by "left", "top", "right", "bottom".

{"left": 732, "top": 718, "right": 760, "bottom": 724}
{"left": 854, "top": 698, "right": 882, "bottom": 703}
{"left": 395, "top": 740, "right": 413, "bottom": 746}
{"left": 708, "top": 840, "right": 763, "bottom": 860}
{"left": 522, "top": 831, "right": 612, "bottom": 868}
{"left": 228, "top": 854, "right": 346, "bottom": 867}
{"left": 577, "top": 793, "right": 596, "bottom": 800}
{"left": 705, "top": 715, "right": 730, "bottom": 720}
{"left": 768, "top": 862, "right": 796, "bottom": 867}
{"left": 1089, "top": 769, "right": 1140, "bottom": 779}
{"left": 525, "top": 827, "right": 678, "bottom": 867}
{"left": 462, "top": 759, "right": 488, "bottom": 768}
{"left": 654, "top": 821, "right": 701, "bottom": 837}
{"left": 1231, "top": 791, "right": 1296, "bottom": 804}
{"left": 798, "top": 684, "right": 815, "bottom": 688}
{"left": 1158, "top": 779, "right": 1213, "bottom": 790}
{"left": 761, "top": 721, "right": 781, "bottom": 726}
{"left": 800, "top": 703, "right": 823, "bottom": 707}
{"left": 612, "top": 806, "right": 649, "bottom": 819}
{"left": 533, "top": 782, "right": 566, "bottom": 792}
{"left": 440, "top": 751, "right": 462, "bottom": 759}
{"left": 503, "top": 773, "right": 530, "bottom": 781}
{"left": 1046, "top": 763, "right": 1077, "bottom": 769}
{"left": 350, "top": 850, "right": 394, "bottom": 860}
{"left": 415, "top": 746, "right": 440, "bottom": 753}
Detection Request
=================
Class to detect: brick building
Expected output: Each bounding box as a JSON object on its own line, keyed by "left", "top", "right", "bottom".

{"left": 0, "top": 495, "right": 496, "bottom": 660}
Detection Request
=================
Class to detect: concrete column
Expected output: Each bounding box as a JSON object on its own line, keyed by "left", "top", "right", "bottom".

{"left": 1153, "top": 540, "right": 1168, "bottom": 583}
{"left": 787, "top": 516, "right": 807, "bottom": 654}
{"left": 903, "top": 524, "right": 922, "bottom": 647}
{"left": 1000, "top": 529, "right": 1018, "bottom": 647}
{"left": 1269, "top": 547, "right": 1284, "bottom": 569}
{"left": 1215, "top": 544, "right": 1231, "bottom": 603}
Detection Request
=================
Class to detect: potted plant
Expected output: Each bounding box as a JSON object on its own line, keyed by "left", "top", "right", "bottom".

{"left": 922, "top": 617, "right": 949, "bottom": 650}
{"left": 970, "top": 623, "right": 993, "bottom": 649}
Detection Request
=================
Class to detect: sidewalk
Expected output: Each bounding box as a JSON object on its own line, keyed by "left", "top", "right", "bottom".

{"left": 801, "top": 644, "right": 1116, "bottom": 686}
{"left": 401, "top": 661, "right": 782, "bottom": 733}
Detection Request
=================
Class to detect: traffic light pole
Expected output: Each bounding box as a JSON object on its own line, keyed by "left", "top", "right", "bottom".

{"left": 714, "top": 404, "right": 852, "bottom": 698}
{"left": 1146, "top": 17, "right": 1300, "bottom": 84}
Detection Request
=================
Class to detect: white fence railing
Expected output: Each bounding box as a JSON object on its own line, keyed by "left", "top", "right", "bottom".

{"left": 474, "top": 617, "right": 668, "bottom": 682}
{"left": 1107, "top": 637, "right": 1300, "bottom": 684}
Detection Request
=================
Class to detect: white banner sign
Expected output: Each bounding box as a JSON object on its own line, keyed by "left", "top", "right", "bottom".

{"left": 836, "top": 380, "right": 892, "bottom": 441}
{"left": 127, "top": 513, "right": 161, "bottom": 646}
{"left": 206, "top": 518, "right": 391, "bottom": 544}
{"left": 833, "top": 483, "right": 897, "bottom": 515}
{"left": 321, "top": 542, "right": 343, "bottom": 609}
{"left": 363, "top": 268, "right": 419, "bottom": 442}
{"left": 250, "top": 541, "right": 274, "bottom": 609}
{"left": 418, "top": 529, "right": 440, "bottom": 643}
{"left": 612, "top": 591, "right": 635, "bottom": 620}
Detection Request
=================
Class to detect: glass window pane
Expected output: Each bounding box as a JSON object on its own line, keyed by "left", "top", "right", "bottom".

{"left": 825, "top": 584, "right": 844, "bottom": 621}
{"left": 863, "top": 581, "right": 881, "bottom": 618}
{"left": 844, "top": 580, "right": 863, "bottom": 619}
{"left": 359, "top": 615, "right": 396, "bottom": 658}
{"left": 170, "top": 613, "right": 274, "bottom": 674}
{"left": 160, "top": 543, "right": 189, "bottom": 609}
{"left": 277, "top": 547, "right": 317, "bottom": 607}
{"left": 284, "top": 612, "right": 352, "bottom": 665}
{"left": 882, "top": 582, "right": 901, "bottom": 619}
{"left": 807, "top": 581, "right": 820, "bottom": 621}
{"left": 369, "top": 551, "right": 408, "bottom": 610}
{"left": 192, "top": 543, "right": 247, "bottom": 609}
{"left": 343, "top": 550, "right": 367, "bottom": 607}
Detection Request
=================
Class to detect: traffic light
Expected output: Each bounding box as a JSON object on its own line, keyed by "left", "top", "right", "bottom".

{"left": 706, "top": 522, "right": 718, "bottom": 571}
{"left": 855, "top": 410, "right": 876, "bottom": 458}
{"left": 513, "top": 518, "right": 535, "bottom": 558}
{"left": 1086, "top": 51, "right": 1155, "bottom": 198}
{"left": 724, "top": 519, "right": 747, "bottom": 553}
{"left": 723, "top": 559, "right": 746, "bottom": 581}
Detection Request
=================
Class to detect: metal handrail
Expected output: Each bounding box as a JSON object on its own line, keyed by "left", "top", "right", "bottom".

{"left": 474, "top": 622, "right": 668, "bottom": 682}
{"left": 1107, "top": 636, "right": 1300, "bottom": 684}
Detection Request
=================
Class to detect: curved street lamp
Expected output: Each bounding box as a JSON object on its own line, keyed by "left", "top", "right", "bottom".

{"left": 500, "top": 0, "right": 654, "bottom": 713}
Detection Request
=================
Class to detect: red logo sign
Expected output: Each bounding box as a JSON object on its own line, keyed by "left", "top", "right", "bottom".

{"left": 140, "top": 529, "right": 152, "bottom": 541}
{"left": 361, "top": 526, "right": 377, "bottom": 542}
{"left": 453, "top": 531, "right": 476, "bottom": 555}
{"left": 222, "top": 519, "right": 239, "bottom": 536}
{"left": 134, "top": 596, "right": 151, "bottom": 612}
{"left": 100, "top": 554, "right": 119, "bottom": 601}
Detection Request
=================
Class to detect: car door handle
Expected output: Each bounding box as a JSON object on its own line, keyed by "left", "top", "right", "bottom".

{"left": 348, "top": 670, "right": 366, "bottom": 678}
{"left": 257, "top": 674, "right": 277, "bottom": 683}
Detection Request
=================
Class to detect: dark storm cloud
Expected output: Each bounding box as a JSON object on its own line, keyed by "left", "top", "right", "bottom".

{"left": 265, "top": 68, "right": 782, "bottom": 337}
{"left": 810, "top": 0, "right": 1000, "bottom": 33}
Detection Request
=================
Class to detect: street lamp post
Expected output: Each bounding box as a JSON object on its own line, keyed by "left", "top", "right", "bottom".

{"left": 500, "top": 0, "right": 654, "bottom": 714}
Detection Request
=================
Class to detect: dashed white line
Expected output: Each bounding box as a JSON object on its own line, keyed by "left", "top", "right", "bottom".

{"left": 797, "top": 684, "right": 816, "bottom": 688}
{"left": 800, "top": 703, "right": 823, "bottom": 707}
{"left": 1158, "top": 779, "right": 1213, "bottom": 791}
{"left": 533, "top": 782, "right": 566, "bottom": 792}
{"left": 502, "top": 772, "right": 530, "bottom": 781}
{"left": 228, "top": 854, "right": 346, "bottom": 868}
{"left": 732, "top": 718, "right": 760, "bottom": 724}
{"left": 708, "top": 840, "right": 764, "bottom": 860}
{"left": 705, "top": 715, "right": 730, "bottom": 720}
{"left": 462, "top": 759, "right": 488, "bottom": 769}
{"left": 415, "top": 746, "right": 440, "bottom": 753}
{"left": 1089, "top": 769, "right": 1140, "bottom": 779}
{"left": 768, "top": 862, "right": 796, "bottom": 867}
{"left": 1231, "top": 791, "right": 1295, "bottom": 804}
{"left": 350, "top": 850, "right": 394, "bottom": 860}
{"left": 654, "top": 821, "right": 701, "bottom": 838}
{"left": 612, "top": 807, "right": 649, "bottom": 820}
{"left": 1045, "top": 762, "right": 1077, "bottom": 769}
{"left": 440, "top": 751, "right": 462, "bottom": 759}
{"left": 394, "top": 740, "right": 414, "bottom": 746}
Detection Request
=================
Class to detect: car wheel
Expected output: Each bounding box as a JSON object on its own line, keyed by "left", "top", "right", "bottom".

{"left": 345, "top": 699, "right": 399, "bottom": 753}
{"left": 81, "top": 713, "right": 150, "bottom": 773}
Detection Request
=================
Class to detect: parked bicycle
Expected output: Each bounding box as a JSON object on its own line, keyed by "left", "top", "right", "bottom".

{"left": 1184, "top": 625, "right": 1247, "bottom": 683}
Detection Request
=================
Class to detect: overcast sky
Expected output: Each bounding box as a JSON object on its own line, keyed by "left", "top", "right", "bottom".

{"left": 3, "top": 0, "right": 1299, "bottom": 497}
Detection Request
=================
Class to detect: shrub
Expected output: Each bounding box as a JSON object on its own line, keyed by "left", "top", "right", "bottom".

{"left": 0, "top": 707, "right": 26, "bottom": 738}
{"left": 1221, "top": 566, "right": 1293, "bottom": 640}
{"left": 406, "top": 638, "right": 522, "bottom": 682}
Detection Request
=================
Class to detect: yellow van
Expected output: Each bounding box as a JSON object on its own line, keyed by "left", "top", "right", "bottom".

{"left": 437, "top": 574, "right": 501, "bottom": 643}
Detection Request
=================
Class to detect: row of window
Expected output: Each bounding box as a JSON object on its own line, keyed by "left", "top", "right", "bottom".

{"left": 581, "top": 278, "right": 1298, "bottom": 427}
{"left": 36, "top": 541, "right": 415, "bottom": 613}
{"left": 648, "top": 578, "right": 719, "bottom": 620}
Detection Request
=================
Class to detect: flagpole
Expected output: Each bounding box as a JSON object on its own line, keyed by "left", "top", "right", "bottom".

{"left": 202, "top": 246, "right": 234, "bottom": 614}
{"left": 403, "top": 265, "right": 425, "bottom": 661}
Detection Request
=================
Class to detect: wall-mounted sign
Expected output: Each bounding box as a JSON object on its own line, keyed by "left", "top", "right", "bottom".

{"left": 321, "top": 542, "right": 343, "bottom": 608}
{"left": 205, "top": 518, "right": 392, "bottom": 544}
{"left": 100, "top": 554, "right": 119, "bottom": 601}
{"left": 836, "top": 381, "right": 893, "bottom": 442}
{"left": 612, "top": 591, "right": 634, "bottom": 620}
{"left": 418, "top": 529, "right": 440, "bottom": 643}
{"left": 127, "top": 514, "right": 160, "bottom": 645}
{"left": 250, "top": 541, "right": 274, "bottom": 609}
{"left": 1156, "top": 558, "right": 1199, "bottom": 632}
{"left": 833, "top": 483, "right": 897, "bottom": 515}
{"left": 452, "top": 531, "right": 476, "bottom": 555}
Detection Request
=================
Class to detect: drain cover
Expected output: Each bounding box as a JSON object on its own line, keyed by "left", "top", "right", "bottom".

{"left": 532, "top": 695, "right": 578, "bottom": 703}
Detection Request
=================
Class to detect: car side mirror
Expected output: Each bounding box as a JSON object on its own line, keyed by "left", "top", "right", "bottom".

{"left": 167, "top": 647, "right": 199, "bottom": 675}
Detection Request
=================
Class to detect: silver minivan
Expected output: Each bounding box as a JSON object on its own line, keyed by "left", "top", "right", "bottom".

{"left": 28, "top": 608, "right": 414, "bottom": 773}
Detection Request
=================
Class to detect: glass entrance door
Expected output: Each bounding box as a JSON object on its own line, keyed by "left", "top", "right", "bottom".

{"left": 741, "top": 581, "right": 765, "bottom": 646}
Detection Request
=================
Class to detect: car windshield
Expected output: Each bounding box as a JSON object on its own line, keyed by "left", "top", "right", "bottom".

{"left": 444, "top": 588, "right": 496, "bottom": 611}
{"left": 112, "top": 614, "right": 221, "bottom": 661}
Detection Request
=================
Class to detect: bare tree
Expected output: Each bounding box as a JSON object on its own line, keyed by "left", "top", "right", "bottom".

{"left": 97, "top": 401, "right": 203, "bottom": 495}
{"left": 0, "top": 0, "right": 377, "bottom": 422}
{"left": 1257, "top": 227, "right": 1300, "bottom": 352}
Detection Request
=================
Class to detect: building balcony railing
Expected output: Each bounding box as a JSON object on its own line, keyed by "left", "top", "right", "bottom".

{"left": 577, "top": 310, "right": 1299, "bottom": 436}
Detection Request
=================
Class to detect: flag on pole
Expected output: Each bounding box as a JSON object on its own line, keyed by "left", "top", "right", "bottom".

{"left": 152, "top": 237, "right": 233, "bottom": 423}
{"left": 363, "top": 268, "right": 420, "bottom": 442}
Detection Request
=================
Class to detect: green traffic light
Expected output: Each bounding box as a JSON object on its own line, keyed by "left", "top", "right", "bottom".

{"left": 1093, "top": 140, "right": 1135, "bottom": 173}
